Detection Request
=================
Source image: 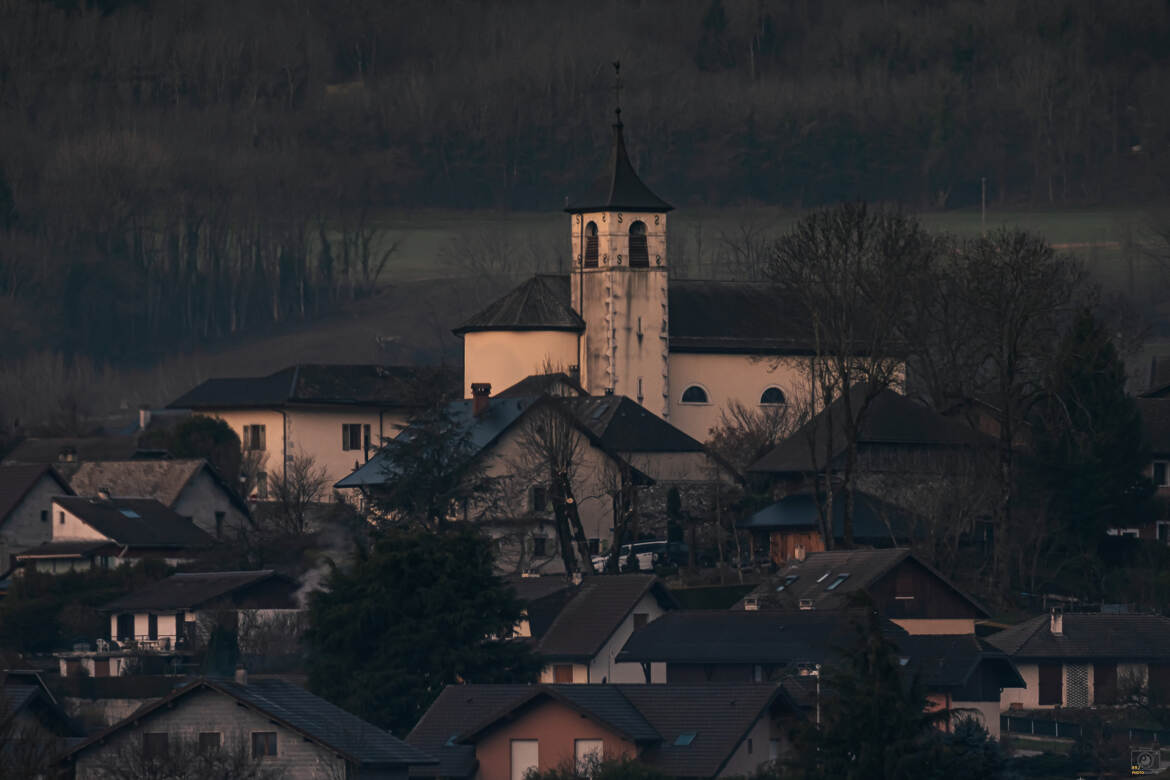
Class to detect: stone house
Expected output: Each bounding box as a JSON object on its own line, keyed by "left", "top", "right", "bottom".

{"left": 0, "top": 463, "right": 73, "bottom": 572}
{"left": 15, "top": 495, "right": 213, "bottom": 574}
{"left": 989, "top": 611, "right": 1170, "bottom": 710}
{"left": 70, "top": 459, "right": 250, "bottom": 541}
{"left": 407, "top": 682, "right": 797, "bottom": 780}
{"left": 61, "top": 674, "right": 436, "bottom": 780}
{"left": 167, "top": 364, "right": 455, "bottom": 497}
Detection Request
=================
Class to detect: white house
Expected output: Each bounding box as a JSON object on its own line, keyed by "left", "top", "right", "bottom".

{"left": 0, "top": 464, "right": 73, "bottom": 571}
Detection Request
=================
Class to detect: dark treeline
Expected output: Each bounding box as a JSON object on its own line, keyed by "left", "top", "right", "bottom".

{"left": 1, "top": 0, "right": 1169, "bottom": 360}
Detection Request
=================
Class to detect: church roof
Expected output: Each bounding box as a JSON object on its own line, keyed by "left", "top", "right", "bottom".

{"left": 453, "top": 275, "right": 584, "bottom": 335}
{"left": 565, "top": 123, "right": 673, "bottom": 214}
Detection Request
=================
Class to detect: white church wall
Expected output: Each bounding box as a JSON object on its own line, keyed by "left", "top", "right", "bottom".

{"left": 668, "top": 353, "right": 808, "bottom": 442}
{"left": 461, "top": 330, "right": 579, "bottom": 399}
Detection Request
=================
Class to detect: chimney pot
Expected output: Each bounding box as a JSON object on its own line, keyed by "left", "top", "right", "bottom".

{"left": 1050, "top": 607, "right": 1064, "bottom": 635}
{"left": 97, "top": 488, "right": 111, "bottom": 501}
{"left": 471, "top": 383, "right": 491, "bottom": 416}
{"left": 794, "top": 544, "right": 806, "bottom": 562}
{"left": 234, "top": 663, "right": 248, "bottom": 685}
{"left": 138, "top": 405, "right": 151, "bottom": 431}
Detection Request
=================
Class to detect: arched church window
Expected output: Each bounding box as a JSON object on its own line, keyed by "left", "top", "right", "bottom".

{"left": 584, "top": 222, "right": 599, "bottom": 268}
{"left": 760, "top": 387, "right": 786, "bottom": 406}
{"left": 629, "top": 221, "right": 649, "bottom": 267}
{"left": 681, "top": 385, "right": 709, "bottom": 404}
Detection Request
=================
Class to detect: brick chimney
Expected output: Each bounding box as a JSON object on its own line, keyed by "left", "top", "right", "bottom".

{"left": 138, "top": 405, "right": 152, "bottom": 431}
{"left": 97, "top": 488, "right": 111, "bottom": 502}
{"left": 793, "top": 544, "right": 807, "bottom": 562}
{"left": 471, "top": 383, "right": 491, "bottom": 416}
{"left": 1050, "top": 607, "right": 1064, "bottom": 635}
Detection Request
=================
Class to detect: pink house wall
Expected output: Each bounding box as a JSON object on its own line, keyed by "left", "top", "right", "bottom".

{"left": 474, "top": 698, "right": 636, "bottom": 780}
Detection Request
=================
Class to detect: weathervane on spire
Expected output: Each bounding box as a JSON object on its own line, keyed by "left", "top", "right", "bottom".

{"left": 612, "top": 60, "right": 623, "bottom": 125}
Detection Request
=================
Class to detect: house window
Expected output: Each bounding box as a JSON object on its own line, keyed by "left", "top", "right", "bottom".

{"left": 633, "top": 613, "right": 649, "bottom": 630}
{"left": 252, "top": 732, "right": 278, "bottom": 758}
{"left": 40, "top": 510, "right": 47, "bottom": 523}
{"left": 148, "top": 614, "right": 158, "bottom": 640}
{"left": 575, "top": 739, "right": 603, "bottom": 773}
{"left": 628, "top": 221, "right": 649, "bottom": 267}
{"left": 342, "top": 423, "right": 369, "bottom": 451}
{"left": 511, "top": 739, "right": 539, "bottom": 780}
{"left": 588, "top": 537, "right": 600, "bottom": 555}
{"left": 242, "top": 424, "right": 266, "bottom": 451}
{"left": 553, "top": 664, "right": 573, "bottom": 683}
{"left": 1038, "top": 662, "right": 1063, "bottom": 705}
{"left": 680, "top": 385, "right": 709, "bottom": 404}
{"left": 256, "top": 472, "right": 268, "bottom": 500}
{"left": 584, "top": 222, "right": 599, "bottom": 267}
{"left": 532, "top": 536, "right": 547, "bottom": 557}
{"left": 116, "top": 613, "right": 133, "bottom": 641}
{"left": 1155, "top": 461, "right": 1169, "bottom": 487}
{"left": 530, "top": 485, "right": 548, "bottom": 512}
{"left": 760, "top": 387, "right": 786, "bottom": 406}
{"left": 58, "top": 511, "right": 65, "bottom": 525}
{"left": 199, "top": 732, "right": 222, "bottom": 752}
{"left": 215, "top": 511, "right": 225, "bottom": 539}
{"left": 142, "top": 732, "right": 169, "bottom": 759}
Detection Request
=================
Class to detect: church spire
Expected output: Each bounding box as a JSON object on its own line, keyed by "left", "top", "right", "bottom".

{"left": 565, "top": 64, "right": 673, "bottom": 214}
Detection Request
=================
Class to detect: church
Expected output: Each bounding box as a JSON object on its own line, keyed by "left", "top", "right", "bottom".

{"left": 454, "top": 103, "right": 813, "bottom": 443}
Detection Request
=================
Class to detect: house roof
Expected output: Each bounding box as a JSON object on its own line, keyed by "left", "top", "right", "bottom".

{"left": 0, "top": 464, "right": 71, "bottom": 524}
{"left": 740, "top": 548, "right": 990, "bottom": 618}
{"left": 1138, "top": 398, "right": 1170, "bottom": 455}
{"left": 987, "top": 613, "right": 1170, "bottom": 660}
{"left": 409, "top": 683, "right": 784, "bottom": 779}
{"left": 617, "top": 609, "right": 905, "bottom": 665}
{"left": 738, "top": 490, "right": 913, "bottom": 543}
{"left": 496, "top": 373, "right": 587, "bottom": 399}
{"left": 565, "top": 122, "right": 673, "bottom": 214}
{"left": 563, "top": 396, "right": 704, "bottom": 454}
{"left": 15, "top": 540, "right": 113, "bottom": 559}
{"left": 63, "top": 677, "right": 436, "bottom": 768}
{"left": 2, "top": 437, "right": 144, "bottom": 469}
{"left": 52, "top": 496, "right": 213, "bottom": 549}
{"left": 506, "top": 574, "right": 576, "bottom": 603}
{"left": 453, "top": 275, "right": 584, "bottom": 335}
{"left": 894, "top": 634, "right": 1025, "bottom": 690}
{"left": 750, "top": 389, "right": 995, "bottom": 474}
{"left": 99, "top": 570, "right": 291, "bottom": 612}
{"left": 69, "top": 459, "right": 248, "bottom": 515}
{"left": 168, "top": 364, "right": 454, "bottom": 410}
{"left": 1, "top": 670, "right": 79, "bottom": 737}
{"left": 533, "top": 574, "right": 678, "bottom": 662}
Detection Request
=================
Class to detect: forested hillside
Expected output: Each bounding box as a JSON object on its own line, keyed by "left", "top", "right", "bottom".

{"left": 0, "top": 0, "right": 1168, "bottom": 363}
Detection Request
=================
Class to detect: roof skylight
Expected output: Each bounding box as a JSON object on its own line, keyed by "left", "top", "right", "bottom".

{"left": 674, "top": 732, "right": 697, "bottom": 746}
{"left": 118, "top": 508, "right": 141, "bottom": 518}
{"left": 825, "top": 574, "right": 850, "bottom": 591}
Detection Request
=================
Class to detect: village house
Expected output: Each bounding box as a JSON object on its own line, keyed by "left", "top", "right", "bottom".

{"left": 0, "top": 463, "right": 73, "bottom": 572}
{"left": 70, "top": 459, "right": 250, "bottom": 541}
{"left": 616, "top": 610, "right": 1023, "bottom": 738}
{"left": 56, "top": 570, "right": 301, "bottom": 678}
{"left": 167, "top": 364, "right": 455, "bottom": 496}
{"left": 988, "top": 610, "right": 1170, "bottom": 710}
{"left": 522, "top": 574, "right": 677, "bottom": 684}
{"left": 406, "top": 682, "right": 797, "bottom": 780}
{"left": 452, "top": 111, "right": 827, "bottom": 444}
{"left": 61, "top": 672, "right": 437, "bottom": 780}
{"left": 737, "top": 548, "right": 990, "bottom": 636}
{"left": 0, "top": 668, "right": 83, "bottom": 775}
{"left": 15, "top": 495, "right": 213, "bottom": 574}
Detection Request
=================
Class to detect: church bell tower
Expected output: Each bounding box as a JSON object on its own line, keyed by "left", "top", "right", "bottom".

{"left": 567, "top": 64, "right": 672, "bottom": 419}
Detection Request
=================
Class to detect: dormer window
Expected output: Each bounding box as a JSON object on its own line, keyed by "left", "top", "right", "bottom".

{"left": 584, "top": 222, "right": 599, "bottom": 267}
{"left": 628, "top": 221, "right": 649, "bottom": 267}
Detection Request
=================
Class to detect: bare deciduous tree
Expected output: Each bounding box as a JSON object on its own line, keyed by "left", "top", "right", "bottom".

{"left": 269, "top": 454, "right": 331, "bottom": 536}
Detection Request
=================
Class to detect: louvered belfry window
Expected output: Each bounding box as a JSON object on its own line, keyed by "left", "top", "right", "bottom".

{"left": 629, "top": 221, "right": 649, "bottom": 267}
{"left": 584, "top": 221, "right": 599, "bottom": 267}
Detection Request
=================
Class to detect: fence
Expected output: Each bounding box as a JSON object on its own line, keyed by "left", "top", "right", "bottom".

{"left": 1001, "top": 715, "right": 1170, "bottom": 744}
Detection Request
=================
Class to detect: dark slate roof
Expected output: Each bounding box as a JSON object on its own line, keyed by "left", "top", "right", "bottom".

{"left": 1138, "top": 398, "right": 1170, "bottom": 455}
{"left": 565, "top": 122, "right": 673, "bottom": 214}
{"left": 506, "top": 574, "right": 575, "bottom": 603}
{"left": 65, "top": 678, "right": 436, "bottom": 768}
{"left": 668, "top": 281, "right": 815, "bottom": 354}
{"left": 168, "top": 364, "right": 453, "bottom": 409}
{"left": 617, "top": 609, "right": 904, "bottom": 665}
{"left": 496, "top": 373, "right": 587, "bottom": 399}
{"left": 893, "top": 634, "right": 1025, "bottom": 690}
{"left": 70, "top": 459, "right": 248, "bottom": 515}
{"left": 741, "top": 548, "right": 989, "bottom": 617}
{"left": 410, "top": 683, "right": 783, "bottom": 780}
{"left": 750, "top": 389, "right": 995, "bottom": 474}
{"left": 54, "top": 496, "right": 213, "bottom": 548}
{"left": 534, "top": 575, "right": 677, "bottom": 661}
{"left": 15, "top": 540, "right": 113, "bottom": 559}
{"left": 619, "top": 684, "right": 784, "bottom": 777}
{"left": 453, "top": 275, "right": 584, "bottom": 335}
{"left": 2, "top": 436, "right": 144, "bottom": 472}
{"left": 0, "top": 464, "right": 71, "bottom": 524}
{"left": 987, "top": 613, "right": 1170, "bottom": 660}
{"left": 738, "top": 490, "right": 913, "bottom": 543}
{"left": 565, "top": 396, "right": 704, "bottom": 453}
{"left": 100, "top": 570, "right": 290, "bottom": 611}
{"left": 336, "top": 396, "right": 540, "bottom": 488}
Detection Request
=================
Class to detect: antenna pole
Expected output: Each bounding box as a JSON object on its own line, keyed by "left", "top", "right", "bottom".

{"left": 612, "top": 60, "right": 623, "bottom": 124}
